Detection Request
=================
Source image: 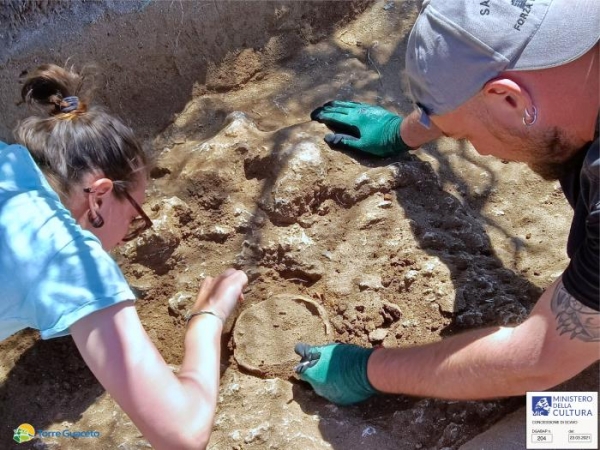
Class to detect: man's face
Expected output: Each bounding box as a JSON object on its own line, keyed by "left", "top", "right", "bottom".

{"left": 430, "top": 102, "right": 583, "bottom": 180}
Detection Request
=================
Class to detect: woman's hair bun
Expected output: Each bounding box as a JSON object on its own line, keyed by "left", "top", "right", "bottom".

{"left": 21, "top": 64, "right": 87, "bottom": 115}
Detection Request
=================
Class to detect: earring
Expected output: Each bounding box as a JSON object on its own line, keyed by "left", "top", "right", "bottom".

{"left": 523, "top": 105, "right": 538, "bottom": 127}
{"left": 88, "top": 210, "right": 104, "bottom": 228}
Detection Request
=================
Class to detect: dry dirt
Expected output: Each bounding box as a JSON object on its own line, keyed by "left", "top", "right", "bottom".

{"left": 0, "top": 1, "right": 598, "bottom": 450}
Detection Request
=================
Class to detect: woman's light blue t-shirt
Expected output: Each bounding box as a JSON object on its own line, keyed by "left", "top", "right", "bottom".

{"left": 0, "top": 142, "right": 135, "bottom": 340}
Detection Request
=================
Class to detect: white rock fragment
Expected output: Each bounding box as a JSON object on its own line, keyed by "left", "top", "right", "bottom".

{"left": 403, "top": 269, "right": 419, "bottom": 287}
{"left": 368, "top": 328, "right": 388, "bottom": 342}
{"left": 244, "top": 423, "right": 270, "bottom": 444}
{"left": 167, "top": 292, "right": 193, "bottom": 316}
{"left": 358, "top": 274, "right": 384, "bottom": 291}
{"left": 229, "top": 430, "right": 241, "bottom": 441}
{"left": 362, "top": 426, "right": 377, "bottom": 437}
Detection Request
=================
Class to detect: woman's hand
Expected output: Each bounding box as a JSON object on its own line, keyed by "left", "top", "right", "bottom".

{"left": 191, "top": 268, "right": 248, "bottom": 321}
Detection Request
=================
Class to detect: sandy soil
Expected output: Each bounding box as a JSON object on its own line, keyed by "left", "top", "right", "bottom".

{"left": 0, "top": 1, "right": 597, "bottom": 449}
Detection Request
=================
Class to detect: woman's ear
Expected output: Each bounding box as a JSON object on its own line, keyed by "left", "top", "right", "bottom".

{"left": 86, "top": 178, "right": 114, "bottom": 212}
{"left": 482, "top": 77, "right": 534, "bottom": 120}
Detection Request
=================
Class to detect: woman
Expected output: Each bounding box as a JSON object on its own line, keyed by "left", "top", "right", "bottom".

{"left": 0, "top": 64, "right": 247, "bottom": 449}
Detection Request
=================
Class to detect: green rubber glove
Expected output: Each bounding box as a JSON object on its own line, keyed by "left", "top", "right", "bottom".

{"left": 310, "top": 100, "right": 412, "bottom": 157}
{"left": 294, "top": 342, "right": 378, "bottom": 405}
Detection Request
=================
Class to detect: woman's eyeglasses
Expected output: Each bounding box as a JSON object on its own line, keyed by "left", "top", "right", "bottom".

{"left": 84, "top": 185, "right": 153, "bottom": 241}
{"left": 121, "top": 190, "right": 153, "bottom": 241}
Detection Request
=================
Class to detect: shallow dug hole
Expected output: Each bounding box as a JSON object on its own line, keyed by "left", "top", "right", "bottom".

{"left": 233, "top": 294, "right": 332, "bottom": 378}
{"left": 1, "top": 2, "right": 598, "bottom": 450}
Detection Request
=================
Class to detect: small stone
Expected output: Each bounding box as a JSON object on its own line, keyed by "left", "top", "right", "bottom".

{"left": 167, "top": 292, "right": 193, "bottom": 317}
{"left": 358, "top": 274, "right": 384, "bottom": 291}
{"left": 403, "top": 270, "right": 419, "bottom": 288}
{"left": 322, "top": 250, "right": 333, "bottom": 260}
{"left": 244, "top": 423, "right": 270, "bottom": 444}
{"left": 369, "top": 328, "right": 388, "bottom": 342}
{"left": 362, "top": 426, "right": 377, "bottom": 437}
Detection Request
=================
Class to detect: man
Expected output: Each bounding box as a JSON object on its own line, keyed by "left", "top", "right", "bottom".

{"left": 295, "top": 0, "right": 599, "bottom": 405}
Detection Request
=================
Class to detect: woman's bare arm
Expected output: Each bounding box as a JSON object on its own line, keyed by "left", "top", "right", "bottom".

{"left": 70, "top": 270, "right": 247, "bottom": 450}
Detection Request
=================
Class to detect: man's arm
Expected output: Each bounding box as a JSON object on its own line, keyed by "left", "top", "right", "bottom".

{"left": 367, "top": 277, "right": 599, "bottom": 400}
{"left": 310, "top": 102, "right": 442, "bottom": 155}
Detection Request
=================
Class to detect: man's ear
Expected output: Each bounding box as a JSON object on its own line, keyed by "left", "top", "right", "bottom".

{"left": 482, "top": 77, "right": 534, "bottom": 118}
{"left": 86, "top": 178, "right": 114, "bottom": 212}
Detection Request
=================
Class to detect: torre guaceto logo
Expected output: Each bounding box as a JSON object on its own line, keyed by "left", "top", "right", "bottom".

{"left": 13, "top": 423, "right": 35, "bottom": 443}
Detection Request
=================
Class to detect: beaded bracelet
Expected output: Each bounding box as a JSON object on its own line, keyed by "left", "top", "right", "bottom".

{"left": 186, "top": 310, "right": 225, "bottom": 325}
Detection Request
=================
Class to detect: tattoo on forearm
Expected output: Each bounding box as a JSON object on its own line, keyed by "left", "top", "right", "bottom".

{"left": 551, "top": 283, "right": 600, "bottom": 343}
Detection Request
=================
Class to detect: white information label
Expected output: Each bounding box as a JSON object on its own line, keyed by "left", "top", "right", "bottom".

{"left": 526, "top": 392, "right": 598, "bottom": 449}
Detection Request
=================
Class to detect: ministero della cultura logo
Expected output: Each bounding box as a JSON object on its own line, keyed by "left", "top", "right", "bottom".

{"left": 531, "top": 394, "right": 595, "bottom": 417}
{"left": 13, "top": 423, "right": 101, "bottom": 443}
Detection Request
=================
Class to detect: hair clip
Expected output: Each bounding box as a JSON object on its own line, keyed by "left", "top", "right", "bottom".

{"left": 60, "top": 96, "right": 79, "bottom": 113}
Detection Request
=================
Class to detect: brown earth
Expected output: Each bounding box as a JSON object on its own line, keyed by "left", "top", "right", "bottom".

{"left": 0, "top": 1, "right": 597, "bottom": 450}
